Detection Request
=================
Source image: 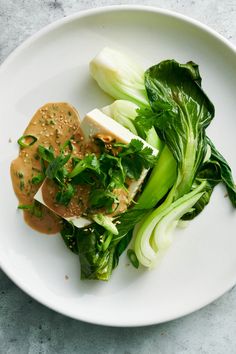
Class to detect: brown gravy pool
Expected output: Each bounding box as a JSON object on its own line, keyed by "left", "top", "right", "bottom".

{"left": 10, "top": 102, "right": 83, "bottom": 234}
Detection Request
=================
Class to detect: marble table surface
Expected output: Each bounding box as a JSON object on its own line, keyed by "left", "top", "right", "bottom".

{"left": 0, "top": 1, "right": 236, "bottom": 353}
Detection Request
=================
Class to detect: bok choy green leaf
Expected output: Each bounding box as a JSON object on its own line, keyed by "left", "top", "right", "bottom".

{"left": 144, "top": 60, "right": 215, "bottom": 201}
{"left": 60, "top": 209, "right": 149, "bottom": 280}
{"left": 182, "top": 137, "right": 236, "bottom": 219}
{"left": 134, "top": 60, "right": 216, "bottom": 266}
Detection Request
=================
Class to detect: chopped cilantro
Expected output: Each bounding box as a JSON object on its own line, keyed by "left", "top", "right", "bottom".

{"left": 37, "top": 138, "right": 156, "bottom": 209}
{"left": 46, "top": 154, "right": 71, "bottom": 179}
{"left": 18, "top": 201, "right": 43, "bottom": 218}
{"left": 38, "top": 145, "right": 54, "bottom": 163}
{"left": 56, "top": 183, "right": 75, "bottom": 206}
{"left": 31, "top": 173, "right": 44, "bottom": 185}
{"left": 89, "top": 189, "right": 119, "bottom": 213}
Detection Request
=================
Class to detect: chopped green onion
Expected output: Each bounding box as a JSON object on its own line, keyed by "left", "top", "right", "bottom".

{"left": 19, "top": 180, "right": 25, "bottom": 191}
{"left": 60, "top": 139, "right": 74, "bottom": 152}
{"left": 18, "top": 202, "right": 43, "bottom": 218}
{"left": 127, "top": 249, "right": 139, "bottom": 268}
{"left": 31, "top": 173, "right": 44, "bottom": 185}
{"left": 92, "top": 214, "right": 118, "bottom": 235}
{"left": 38, "top": 145, "right": 54, "bottom": 163}
{"left": 17, "top": 135, "right": 37, "bottom": 148}
{"left": 102, "top": 232, "right": 113, "bottom": 251}
{"left": 33, "top": 205, "right": 43, "bottom": 218}
{"left": 18, "top": 204, "right": 33, "bottom": 210}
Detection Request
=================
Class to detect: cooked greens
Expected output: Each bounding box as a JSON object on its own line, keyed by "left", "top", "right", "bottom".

{"left": 61, "top": 208, "right": 149, "bottom": 280}
{"left": 144, "top": 60, "right": 214, "bottom": 201}
{"left": 133, "top": 60, "right": 236, "bottom": 266}
{"left": 89, "top": 48, "right": 236, "bottom": 273}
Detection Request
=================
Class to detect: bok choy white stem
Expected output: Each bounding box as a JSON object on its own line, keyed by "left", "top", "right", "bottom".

{"left": 134, "top": 181, "right": 206, "bottom": 267}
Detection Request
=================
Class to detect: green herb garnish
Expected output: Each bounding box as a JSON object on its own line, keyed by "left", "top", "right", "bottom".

{"left": 46, "top": 154, "right": 71, "bottom": 180}
{"left": 19, "top": 179, "right": 25, "bottom": 191}
{"left": 89, "top": 189, "right": 119, "bottom": 213}
{"left": 38, "top": 145, "right": 55, "bottom": 163}
{"left": 69, "top": 154, "right": 100, "bottom": 178}
{"left": 60, "top": 139, "right": 74, "bottom": 153}
{"left": 18, "top": 201, "right": 43, "bottom": 218}
{"left": 55, "top": 183, "right": 74, "bottom": 206}
{"left": 17, "top": 172, "right": 25, "bottom": 190}
{"left": 127, "top": 249, "right": 139, "bottom": 268}
{"left": 31, "top": 173, "right": 44, "bottom": 185}
{"left": 60, "top": 208, "right": 149, "bottom": 280}
{"left": 18, "top": 135, "right": 37, "bottom": 148}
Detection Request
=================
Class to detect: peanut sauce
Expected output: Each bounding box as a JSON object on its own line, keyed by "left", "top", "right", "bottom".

{"left": 11, "top": 102, "right": 131, "bottom": 235}
{"left": 41, "top": 179, "right": 90, "bottom": 218}
{"left": 10, "top": 102, "right": 83, "bottom": 234}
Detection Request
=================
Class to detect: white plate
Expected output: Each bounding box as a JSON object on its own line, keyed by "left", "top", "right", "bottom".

{"left": 0, "top": 6, "right": 236, "bottom": 327}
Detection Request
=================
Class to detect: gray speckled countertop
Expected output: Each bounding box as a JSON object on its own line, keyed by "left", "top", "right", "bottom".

{"left": 0, "top": 1, "right": 236, "bottom": 353}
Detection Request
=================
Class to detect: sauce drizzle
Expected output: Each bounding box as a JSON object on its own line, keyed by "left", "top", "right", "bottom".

{"left": 10, "top": 102, "right": 83, "bottom": 234}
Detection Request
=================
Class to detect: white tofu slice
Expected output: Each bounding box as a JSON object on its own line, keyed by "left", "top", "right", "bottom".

{"left": 81, "top": 108, "right": 155, "bottom": 148}
{"left": 34, "top": 108, "right": 158, "bottom": 228}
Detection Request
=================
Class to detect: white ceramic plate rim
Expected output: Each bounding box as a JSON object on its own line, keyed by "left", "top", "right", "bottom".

{"left": 0, "top": 5, "right": 236, "bottom": 327}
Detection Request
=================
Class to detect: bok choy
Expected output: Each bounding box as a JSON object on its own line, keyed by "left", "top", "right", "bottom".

{"left": 90, "top": 48, "right": 236, "bottom": 271}
{"left": 61, "top": 209, "right": 149, "bottom": 280}
{"left": 61, "top": 48, "right": 236, "bottom": 280}
{"left": 134, "top": 60, "right": 236, "bottom": 266}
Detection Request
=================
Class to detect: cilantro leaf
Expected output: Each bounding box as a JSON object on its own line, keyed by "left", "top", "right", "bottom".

{"left": 89, "top": 189, "right": 119, "bottom": 212}
{"left": 69, "top": 154, "right": 100, "bottom": 178}
{"left": 115, "top": 139, "right": 157, "bottom": 180}
{"left": 56, "top": 183, "right": 75, "bottom": 206}
{"left": 18, "top": 201, "right": 43, "bottom": 218}
{"left": 38, "top": 145, "right": 55, "bottom": 163}
{"left": 46, "top": 154, "right": 71, "bottom": 179}
{"left": 108, "top": 169, "right": 125, "bottom": 190}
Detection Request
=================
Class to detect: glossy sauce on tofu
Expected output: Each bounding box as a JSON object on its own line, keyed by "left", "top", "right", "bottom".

{"left": 10, "top": 102, "right": 83, "bottom": 234}
{"left": 11, "top": 103, "right": 131, "bottom": 234}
